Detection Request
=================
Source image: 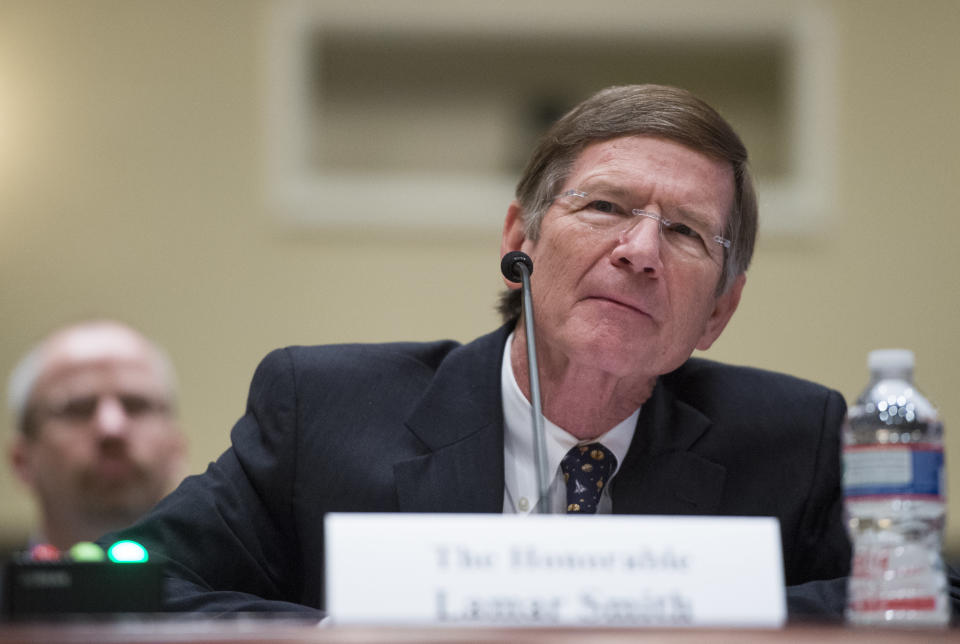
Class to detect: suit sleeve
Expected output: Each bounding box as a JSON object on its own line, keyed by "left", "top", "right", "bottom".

{"left": 103, "top": 348, "right": 319, "bottom": 615}
{"left": 794, "top": 388, "right": 851, "bottom": 581}
{"left": 784, "top": 388, "right": 851, "bottom": 619}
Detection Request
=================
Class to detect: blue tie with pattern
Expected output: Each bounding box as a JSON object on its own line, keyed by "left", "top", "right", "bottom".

{"left": 560, "top": 443, "right": 617, "bottom": 514}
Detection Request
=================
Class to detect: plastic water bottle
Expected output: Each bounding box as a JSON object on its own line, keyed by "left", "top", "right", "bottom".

{"left": 843, "top": 349, "right": 949, "bottom": 626}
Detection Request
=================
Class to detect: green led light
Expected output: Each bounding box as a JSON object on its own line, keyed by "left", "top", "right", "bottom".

{"left": 69, "top": 541, "right": 106, "bottom": 562}
{"left": 107, "top": 540, "right": 149, "bottom": 563}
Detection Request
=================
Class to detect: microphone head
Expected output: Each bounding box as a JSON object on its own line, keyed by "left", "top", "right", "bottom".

{"left": 500, "top": 251, "right": 533, "bottom": 283}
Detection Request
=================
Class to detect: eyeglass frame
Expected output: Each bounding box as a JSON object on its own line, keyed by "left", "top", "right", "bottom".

{"left": 23, "top": 393, "right": 173, "bottom": 436}
{"left": 553, "top": 189, "right": 732, "bottom": 257}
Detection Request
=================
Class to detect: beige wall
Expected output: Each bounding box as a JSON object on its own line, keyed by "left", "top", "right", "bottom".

{"left": 2, "top": 0, "right": 959, "bottom": 551}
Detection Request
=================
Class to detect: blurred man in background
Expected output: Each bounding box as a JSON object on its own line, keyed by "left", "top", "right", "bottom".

{"left": 6, "top": 320, "right": 186, "bottom": 551}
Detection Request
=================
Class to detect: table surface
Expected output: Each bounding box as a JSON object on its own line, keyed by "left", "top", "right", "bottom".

{"left": 1, "top": 620, "right": 959, "bottom": 644}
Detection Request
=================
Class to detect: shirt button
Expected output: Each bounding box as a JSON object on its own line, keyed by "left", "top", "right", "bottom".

{"left": 518, "top": 497, "right": 530, "bottom": 512}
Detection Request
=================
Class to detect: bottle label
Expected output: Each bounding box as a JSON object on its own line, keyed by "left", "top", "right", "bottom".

{"left": 843, "top": 444, "right": 943, "bottom": 498}
{"left": 847, "top": 540, "right": 948, "bottom": 622}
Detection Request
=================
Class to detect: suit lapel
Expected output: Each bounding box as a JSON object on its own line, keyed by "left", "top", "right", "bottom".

{"left": 393, "top": 329, "right": 727, "bottom": 516}
{"left": 612, "top": 375, "right": 727, "bottom": 515}
{"left": 395, "top": 326, "right": 510, "bottom": 513}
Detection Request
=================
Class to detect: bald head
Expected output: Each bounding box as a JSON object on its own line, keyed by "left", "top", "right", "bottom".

{"left": 7, "top": 320, "right": 185, "bottom": 549}
{"left": 9, "top": 320, "right": 177, "bottom": 437}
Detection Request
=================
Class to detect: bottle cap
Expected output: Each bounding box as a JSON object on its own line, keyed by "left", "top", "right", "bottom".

{"left": 867, "top": 348, "right": 914, "bottom": 376}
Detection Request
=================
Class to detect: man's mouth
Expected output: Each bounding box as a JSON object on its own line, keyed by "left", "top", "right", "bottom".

{"left": 93, "top": 457, "right": 138, "bottom": 481}
{"left": 586, "top": 295, "right": 653, "bottom": 318}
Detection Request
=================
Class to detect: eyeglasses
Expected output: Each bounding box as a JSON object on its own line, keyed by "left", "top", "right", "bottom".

{"left": 29, "top": 394, "right": 172, "bottom": 429}
{"left": 553, "top": 189, "right": 731, "bottom": 263}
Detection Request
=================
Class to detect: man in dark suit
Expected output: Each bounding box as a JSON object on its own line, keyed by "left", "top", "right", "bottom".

{"left": 112, "top": 84, "right": 852, "bottom": 617}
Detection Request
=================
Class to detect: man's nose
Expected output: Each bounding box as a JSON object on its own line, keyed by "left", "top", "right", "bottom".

{"left": 92, "top": 396, "right": 130, "bottom": 437}
{"left": 610, "top": 215, "right": 664, "bottom": 275}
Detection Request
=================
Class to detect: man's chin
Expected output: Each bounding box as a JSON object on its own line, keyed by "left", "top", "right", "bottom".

{"left": 90, "top": 458, "right": 142, "bottom": 483}
{"left": 80, "top": 491, "right": 159, "bottom": 529}
{"left": 569, "top": 331, "right": 658, "bottom": 373}
{"left": 79, "top": 465, "right": 154, "bottom": 507}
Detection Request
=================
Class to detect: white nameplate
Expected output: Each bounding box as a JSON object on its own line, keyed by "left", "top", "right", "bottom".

{"left": 325, "top": 513, "right": 785, "bottom": 628}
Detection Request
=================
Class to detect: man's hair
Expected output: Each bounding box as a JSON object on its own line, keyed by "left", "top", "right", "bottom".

{"left": 7, "top": 320, "right": 178, "bottom": 438}
{"left": 497, "top": 84, "right": 758, "bottom": 322}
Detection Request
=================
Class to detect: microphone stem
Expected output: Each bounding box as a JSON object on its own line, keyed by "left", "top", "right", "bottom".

{"left": 517, "top": 263, "right": 550, "bottom": 514}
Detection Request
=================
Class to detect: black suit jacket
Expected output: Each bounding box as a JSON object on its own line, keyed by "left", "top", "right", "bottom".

{"left": 111, "top": 325, "right": 851, "bottom": 617}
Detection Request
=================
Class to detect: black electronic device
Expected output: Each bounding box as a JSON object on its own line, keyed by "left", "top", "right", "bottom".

{"left": 2, "top": 541, "right": 162, "bottom": 618}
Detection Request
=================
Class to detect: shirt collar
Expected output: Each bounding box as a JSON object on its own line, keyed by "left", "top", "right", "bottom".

{"left": 501, "top": 331, "right": 638, "bottom": 513}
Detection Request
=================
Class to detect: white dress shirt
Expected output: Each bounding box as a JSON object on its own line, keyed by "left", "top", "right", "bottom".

{"left": 501, "top": 332, "right": 638, "bottom": 514}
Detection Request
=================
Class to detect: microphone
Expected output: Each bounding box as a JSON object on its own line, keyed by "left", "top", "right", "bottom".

{"left": 500, "top": 251, "right": 533, "bottom": 283}
{"left": 500, "top": 251, "right": 550, "bottom": 514}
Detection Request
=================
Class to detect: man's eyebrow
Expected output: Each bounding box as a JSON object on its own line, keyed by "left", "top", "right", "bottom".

{"left": 576, "top": 180, "right": 725, "bottom": 231}
{"left": 573, "top": 180, "right": 631, "bottom": 200}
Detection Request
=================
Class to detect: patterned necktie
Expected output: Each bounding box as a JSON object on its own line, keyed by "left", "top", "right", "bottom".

{"left": 560, "top": 443, "right": 617, "bottom": 514}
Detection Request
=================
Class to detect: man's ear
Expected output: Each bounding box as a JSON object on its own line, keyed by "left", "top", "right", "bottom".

{"left": 500, "top": 201, "right": 528, "bottom": 290}
{"left": 9, "top": 435, "right": 36, "bottom": 489}
{"left": 696, "top": 273, "right": 746, "bottom": 351}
